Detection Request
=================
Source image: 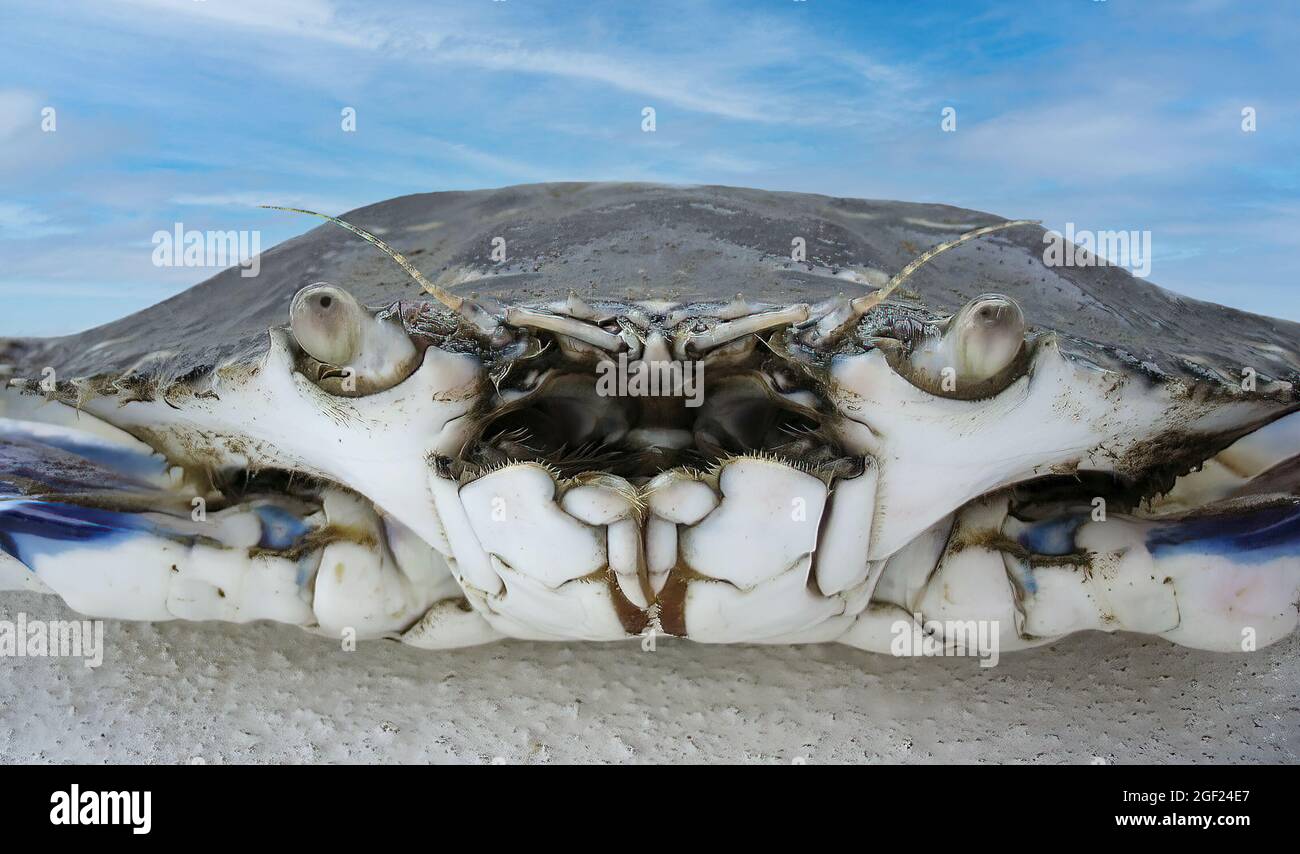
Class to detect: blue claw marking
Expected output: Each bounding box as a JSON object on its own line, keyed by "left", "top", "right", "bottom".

{"left": 0, "top": 499, "right": 156, "bottom": 567}
{"left": 253, "top": 503, "right": 313, "bottom": 550}
{"left": 1146, "top": 501, "right": 1300, "bottom": 565}
{"left": 0, "top": 495, "right": 319, "bottom": 574}
{"left": 1016, "top": 514, "right": 1086, "bottom": 556}
{"left": 0, "top": 419, "right": 170, "bottom": 486}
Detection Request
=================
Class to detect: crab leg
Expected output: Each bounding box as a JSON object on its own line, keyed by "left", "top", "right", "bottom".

{"left": 847, "top": 494, "right": 1300, "bottom": 654}
{"left": 0, "top": 410, "right": 486, "bottom": 642}
{"left": 0, "top": 496, "right": 320, "bottom": 625}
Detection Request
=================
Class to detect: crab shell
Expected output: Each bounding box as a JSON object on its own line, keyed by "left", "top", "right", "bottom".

{"left": 2, "top": 183, "right": 1299, "bottom": 656}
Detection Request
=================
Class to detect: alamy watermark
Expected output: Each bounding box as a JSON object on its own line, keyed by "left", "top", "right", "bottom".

{"left": 595, "top": 353, "right": 704, "bottom": 408}
{"left": 0, "top": 613, "right": 104, "bottom": 668}
{"left": 890, "top": 615, "right": 1000, "bottom": 667}
{"left": 152, "top": 223, "right": 261, "bottom": 277}
{"left": 50, "top": 785, "right": 150, "bottom": 834}
{"left": 1042, "top": 222, "right": 1152, "bottom": 278}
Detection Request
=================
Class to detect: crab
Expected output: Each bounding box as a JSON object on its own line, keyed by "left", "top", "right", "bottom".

{"left": 2, "top": 183, "right": 1298, "bottom": 656}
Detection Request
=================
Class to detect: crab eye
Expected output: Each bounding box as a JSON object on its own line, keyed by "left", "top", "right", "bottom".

{"left": 287, "top": 282, "right": 421, "bottom": 396}
{"left": 955, "top": 294, "right": 1025, "bottom": 380}
{"left": 885, "top": 293, "right": 1027, "bottom": 398}
{"left": 290, "top": 283, "right": 362, "bottom": 366}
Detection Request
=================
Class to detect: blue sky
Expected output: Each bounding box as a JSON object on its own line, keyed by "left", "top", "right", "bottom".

{"left": 1, "top": 0, "right": 1297, "bottom": 336}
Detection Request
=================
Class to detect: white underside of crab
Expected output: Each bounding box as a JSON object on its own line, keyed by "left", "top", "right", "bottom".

{"left": 2, "top": 323, "right": 1298, "bottom": 655}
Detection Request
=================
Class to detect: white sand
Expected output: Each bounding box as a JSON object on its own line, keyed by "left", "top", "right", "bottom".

{"left": 1, "top": 590, "right": 1296, "bottom": 764}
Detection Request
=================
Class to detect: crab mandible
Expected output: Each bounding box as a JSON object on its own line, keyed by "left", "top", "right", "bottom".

{"left": 2, "top": 184, "right": 1298, "bottom": 656}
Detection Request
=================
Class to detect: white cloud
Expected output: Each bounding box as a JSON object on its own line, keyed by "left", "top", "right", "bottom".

{"left": 0, "top": 202, "right": 77, "bottom": 240}
{"left": 694, "top": 151, "right": 764, "bottom": 174}
{"left": 171, "top": 191, "right": 368, "bottom": 215}
{"left": 952, "top": 98, "right": 1218, "bottom": 180}
{"left": 92, "top": 0, "right": 916, "bottom": 127}
{"left": 428, "top": 140, "right": 555, "bottom": 182}
{"left": 112, "top": 0, "right": 381, "bottom": 48}
{"left": 0, "top": 89, "right": 43, "bottom": 142}
{"left": 430, "top": 44, "right": 790, "bottom": 124}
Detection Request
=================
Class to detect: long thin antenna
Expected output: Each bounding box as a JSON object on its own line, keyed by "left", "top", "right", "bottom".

{"left": 260, "top": 205, "right": 465, "bottom": 312}
{"left": 851, "top": 219, "right": 1039, "bottom": 314}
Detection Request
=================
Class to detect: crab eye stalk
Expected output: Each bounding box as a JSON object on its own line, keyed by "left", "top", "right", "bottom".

{"left": 949, "top": 294, "right": 1026, "bottom": 383}
{"left": 891, "top": 293, "right": 1028, "bottom": 398}
{"left": 289, "top": 282, "right": 418, "bottom": 394}
{"left": 291, "top": 283, "right": 363, "bottom": 366}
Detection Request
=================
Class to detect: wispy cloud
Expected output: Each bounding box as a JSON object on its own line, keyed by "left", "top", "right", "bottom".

{"left": 428, "top": 139, "right": 557, "bottom": 182}
{"left": 1, "top": 0, "right": 1298, "bottom": 336}
{"left": 0, "top": 89, "right": 42, "bottom": 141}
{"left": 0, "top": 202, "right": 78, "bottom": 240}
{"left": 427, "top": 44, "right": 811, "bottom": 124}
{"left": 93, "top": 0, "right": 918, "bottom": 126}
{"left": 171, "top": 191, "right": 368, "bottom": 215}
{"left": 114, "top": 0, "right": 383, "bottom": 48}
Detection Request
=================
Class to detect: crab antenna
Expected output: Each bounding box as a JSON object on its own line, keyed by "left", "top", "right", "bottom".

{"left": 801, "top": 218, "right": 1039, "bottom": 346}
{"left": 851, "top": 219, "right": 1039, "bottom": 314}
{"left": 260, "top": 205, "right": 466, "bottom": 313}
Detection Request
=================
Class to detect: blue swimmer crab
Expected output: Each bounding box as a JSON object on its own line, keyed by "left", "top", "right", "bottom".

{"left": 2, "top": 183, "right": 1297, "bottom": 655}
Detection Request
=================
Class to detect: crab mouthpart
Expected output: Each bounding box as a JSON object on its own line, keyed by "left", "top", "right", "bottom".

{"left": 460, "top": 361, "right": 853, "bottom": 482}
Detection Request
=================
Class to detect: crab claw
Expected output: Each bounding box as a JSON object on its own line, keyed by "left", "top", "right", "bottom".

{"left": 0, "top": 487, "right": 463, "bottom": 638}
{"left": 0, "top": 410, "right": 468, "bottom": 636}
